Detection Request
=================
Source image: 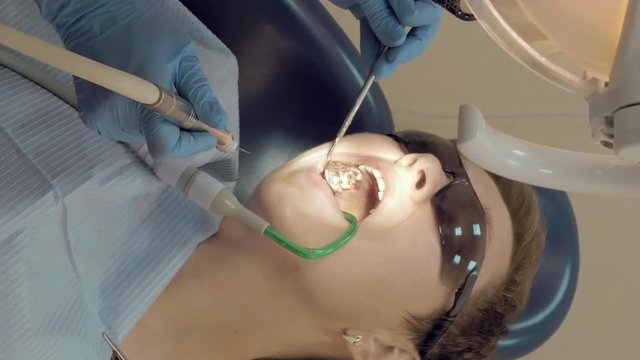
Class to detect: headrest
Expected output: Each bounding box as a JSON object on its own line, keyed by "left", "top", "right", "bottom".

{"left": 495, "top": 187, "right": 579, "bottom": 359}
{"left": 181, "top": 1, "right": 580, "bottom": 358}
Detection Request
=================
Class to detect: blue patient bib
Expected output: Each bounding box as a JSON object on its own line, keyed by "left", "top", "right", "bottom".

{"left": 0, "top": 1, "right": 239, "bottom": 359}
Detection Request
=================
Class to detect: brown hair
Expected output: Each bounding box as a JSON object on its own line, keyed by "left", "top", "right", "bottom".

{"left": 408, "top": 173, "right": 546, "bottom": 359}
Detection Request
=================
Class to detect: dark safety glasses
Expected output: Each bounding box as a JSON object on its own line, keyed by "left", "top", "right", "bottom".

{"left": 433, "top": 0, "right": 476, "bottom": 21}
{"left": 386, "top": 130, "right": 488, "bottom": 355}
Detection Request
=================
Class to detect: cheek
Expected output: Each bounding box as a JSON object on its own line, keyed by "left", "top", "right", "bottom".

{"left": 249, "top": 172, "right": 349, "bottom": 249}
{"left": 296, "top": 211, "right": 445, "bottom": 325}
{"left": 355, "top": 210, "right": 446, "bottom": 314}
{"left": 370, "top": 222, "right": 442, "bottom": 297}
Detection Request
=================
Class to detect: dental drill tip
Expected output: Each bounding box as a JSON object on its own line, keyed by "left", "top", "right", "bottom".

{"left": 239, "top": 147, "right": 251, "bottom": 154}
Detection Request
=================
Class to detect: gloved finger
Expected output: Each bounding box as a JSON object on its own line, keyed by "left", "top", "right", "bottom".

{"left": 141, "top": 109, "right": 215, "bottom": 159}
{"left": 174, "top": 45, "right": 229, "bottom": 130}
{"left": 385, "top": 22, "right": 440, "bottom": 65}
{"left": 372, "top": 23, "right": 438, "bottom": 79}
{"left": 359, "top": 0, "right": 406, "bottom": 47}
{"left": 389, "top": 0, "right": 443, "bottom": 27}
{"left": 74, "top": 78, "right": 144, "bottom": 144}
{"left": 360, "top": 19, "right": 401, "bottom": 79}
{"left": 372, "top": 59, "right": 399, "bottom": 80}
{"left": 359, "top": 19, "right": 385, "bottom": 72}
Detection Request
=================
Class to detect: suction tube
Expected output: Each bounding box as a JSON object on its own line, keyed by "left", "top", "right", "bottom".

{"left": 263, "top": 213, "right": 357, "bottom": 260}
{"left": 132, "top": 142, "right": 360, "bottom": 258}
{"left": 209, "top": 185, "right": 358, "bottom": 260}
{"left": 133, "top": 146, "right": 358, "bottom": 260}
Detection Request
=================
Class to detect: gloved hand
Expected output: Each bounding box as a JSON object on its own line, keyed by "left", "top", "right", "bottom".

{"left": 35, "top": 0, "right": 228, "bottom": 159}
{"left": 329, "top": 0, "right": 442, "bottom": 79}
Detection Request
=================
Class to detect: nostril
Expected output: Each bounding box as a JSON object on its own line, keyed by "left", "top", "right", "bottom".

{"left": 415, "top": 170, "right": 427, "bottom": 190}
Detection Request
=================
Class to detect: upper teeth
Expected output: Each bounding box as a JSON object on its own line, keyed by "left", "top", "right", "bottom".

{"left": 358, "top": 165, "right": 385, "bottom": 201}
{"left": 325, "top": 164, "right": 362, "bottom": 193}
{"left": 324, "top": 162, "right": 386, "bottom": 202}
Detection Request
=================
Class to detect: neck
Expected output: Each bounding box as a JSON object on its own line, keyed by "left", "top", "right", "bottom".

{"left": 121, "top": 218, "right": 345, "bottom": 360}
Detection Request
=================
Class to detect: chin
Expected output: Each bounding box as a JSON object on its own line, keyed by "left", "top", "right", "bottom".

{"left": 248, "top": 167, "right": 345, "bottom": 229}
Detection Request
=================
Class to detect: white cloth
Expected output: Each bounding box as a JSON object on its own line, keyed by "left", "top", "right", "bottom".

{"left": 0, "top": 1, "right": 239, "bottom": 359}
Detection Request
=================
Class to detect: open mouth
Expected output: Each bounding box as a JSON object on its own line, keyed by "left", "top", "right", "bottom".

{"left": 323, "top": 161, "right": 385, "bottom": 220}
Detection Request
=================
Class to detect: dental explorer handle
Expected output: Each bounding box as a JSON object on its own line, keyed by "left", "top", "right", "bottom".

{"left": 324, "top": 46, "right": 388, "bottom": 171}
{"left": 0, "top": 22, "right": 238, "bottom": 153}
{"left": 325, "top": 70, "right": 378, "bottom": 161}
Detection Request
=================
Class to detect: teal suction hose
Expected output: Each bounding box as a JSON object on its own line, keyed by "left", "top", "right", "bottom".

{"left": 209, "top": 187, "right": 358, "bottom": 260}
{"left": 263, "top": 212, "right": 358, "bottom": 260}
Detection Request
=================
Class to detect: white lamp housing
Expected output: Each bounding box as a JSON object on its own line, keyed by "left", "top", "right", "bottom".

{"left": 459, "top": 0, "right": 640, "bottom": 195}
{"left": 457, "top": 105, "right": 640, "bottom": 196}
{"left": 588, "top": 0, "right": 640, "bottom": 163}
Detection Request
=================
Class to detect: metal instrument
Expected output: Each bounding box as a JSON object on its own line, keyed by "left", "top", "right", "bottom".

{"left": 102, "top": 332, "right": 129, "bottom": 360}
{"left": 323, "top": 47, "right": 388, "bottom": 179}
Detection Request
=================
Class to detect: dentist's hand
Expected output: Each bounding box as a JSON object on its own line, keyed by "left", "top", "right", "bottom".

{"left": 330, "top": 0, "right": 442, "bottom": 79}
{"left": 35, "top": 0, "right": 228, "bottom": 159}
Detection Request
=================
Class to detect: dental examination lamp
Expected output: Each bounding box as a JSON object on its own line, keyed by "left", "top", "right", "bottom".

{"left": 457, "top": 0, "right": 640, "bottom": 196}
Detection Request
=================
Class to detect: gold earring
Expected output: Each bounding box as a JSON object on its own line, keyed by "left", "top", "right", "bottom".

{"left": 342, "top": 334, "right": 363, "bottom": 346}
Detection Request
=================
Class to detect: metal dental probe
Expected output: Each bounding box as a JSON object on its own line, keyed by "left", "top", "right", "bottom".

{"left": 323, "top": 47, "right": 388, "bottom": 180}
{"left": 102, "top": 332, "right": 129, "bottom": 360}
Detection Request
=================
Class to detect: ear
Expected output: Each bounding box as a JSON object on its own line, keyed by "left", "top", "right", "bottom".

{"left": 343, "top": 329, "right": 420, "bottom": 360}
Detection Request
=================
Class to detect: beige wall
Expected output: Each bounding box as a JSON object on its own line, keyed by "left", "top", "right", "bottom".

{"left": 322, "top": 2, "right": 640, "bottom": 359}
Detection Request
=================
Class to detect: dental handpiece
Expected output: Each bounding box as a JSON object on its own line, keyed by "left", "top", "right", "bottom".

{"left": 145, "top": 84, "right": 244, "bottom": 153}
{"left": 0, "top": 22, "right": 242, "bottom": 153}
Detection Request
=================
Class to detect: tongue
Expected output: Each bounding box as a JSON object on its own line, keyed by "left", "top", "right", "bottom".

{"left": 333, "top": 171, "right": 378, "bottom": 221}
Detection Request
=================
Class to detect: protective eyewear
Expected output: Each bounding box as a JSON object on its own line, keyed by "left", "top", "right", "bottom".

{"left": 433, "top": 0, "right": 475, "bottom": 21}
{"left": 386, "top": 130, "right": 487, "bottom": 355}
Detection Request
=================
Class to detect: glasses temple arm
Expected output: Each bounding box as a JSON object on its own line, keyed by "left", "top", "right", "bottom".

{"left": 418, "top": 267, "right": 480, "bottom": 358}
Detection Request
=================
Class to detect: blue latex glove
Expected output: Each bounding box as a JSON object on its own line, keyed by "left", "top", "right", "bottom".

{"left": 330, "top": 0, "right": 442, "bottom": 79}
{"left": 35, "top": 0, "right": 228, "bottom": 159}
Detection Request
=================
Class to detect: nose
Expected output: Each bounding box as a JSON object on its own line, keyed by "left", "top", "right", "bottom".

{"left": 396, "top": 153, "right": 451, "bottom": 204}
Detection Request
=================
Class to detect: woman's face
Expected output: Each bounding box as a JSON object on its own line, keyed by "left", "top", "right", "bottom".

{"left": 248, "top": 133, "right": 513, "bottom": 333}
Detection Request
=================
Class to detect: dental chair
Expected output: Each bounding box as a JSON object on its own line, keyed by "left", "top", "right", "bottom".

{"left": 179, "top": 1, "right": 580, "bottom": 358}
